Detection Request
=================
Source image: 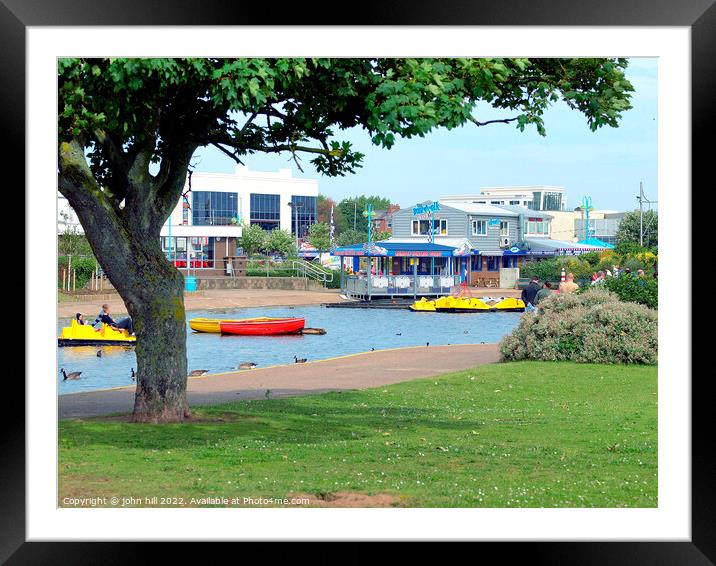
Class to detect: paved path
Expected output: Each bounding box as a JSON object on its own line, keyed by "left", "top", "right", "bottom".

{"left": 59, "top": 288, "right": 346, "bottom": 318}
{"left": 58, "top": 343, "right": 502, "bottom": 419}
{"left": 58, "top": 287, "right": 521, "bottom": 318}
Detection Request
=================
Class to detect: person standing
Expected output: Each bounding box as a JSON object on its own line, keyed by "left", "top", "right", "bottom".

{"left": 534, "top": 281, "right": 554, "bottom": 304}
{"left": 521, "top": 276, "right": 541, "bottom": 309}
{"left": 558, "top": 272, "right": 580, "bottom": 294}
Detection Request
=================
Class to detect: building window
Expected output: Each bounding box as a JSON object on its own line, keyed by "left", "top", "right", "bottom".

{"left": 500, "top": 221, "right": 509, "bottom": 237}
{"left": 250, "top": 193, "right": 281, "bottom": 231}
{"left": 524, "top": 217, "right": 549, "bottom": 236}
{"left": 542, "top": 192, "right": 563, "bottom": 211}
{"left": 472, "top": 219, "right": 487, "bottom": 236}
{"left": 290, "top": 195, "right": 317, "bottom": 238}
{"left": 509, "top": 200, "right": 520, "bottom": 205}
{"left": 412, "top": 219, "right": 447, "bottom": 236}
{"left": 486, "top": 256, "right": 499, "bottom": 271}
{"left": 192, "top": 191, "right": 239, "bottom": 226}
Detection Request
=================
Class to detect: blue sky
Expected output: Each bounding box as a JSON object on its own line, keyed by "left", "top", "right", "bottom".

{"left": 192, "top": 58, "right": 657, "bottom": 212}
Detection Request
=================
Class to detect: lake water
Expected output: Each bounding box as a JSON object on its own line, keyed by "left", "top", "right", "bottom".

{"left": 57, "top": 305, "right": 522, "bottom": 394}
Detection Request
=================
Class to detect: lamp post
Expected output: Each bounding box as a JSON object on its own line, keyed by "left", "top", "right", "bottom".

{"left": 363, "top": 204, "right": 374, "bottom": 273}
{"left": 362, "top": 203, "right": 374, "bottom": 244}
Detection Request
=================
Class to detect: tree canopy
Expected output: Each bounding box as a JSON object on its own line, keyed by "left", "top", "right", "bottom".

{"left": 616, "top": 209, "right": 658, "bottom": 248}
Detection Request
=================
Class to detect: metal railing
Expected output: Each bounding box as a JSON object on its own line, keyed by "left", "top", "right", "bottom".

{"left": 343, "top": 274, "right": 460, "bottom": 298}
{"left": 246, "top": 258, "right": 334, "bottom": 286}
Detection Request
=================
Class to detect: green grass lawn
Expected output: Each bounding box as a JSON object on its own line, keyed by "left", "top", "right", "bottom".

{"left": 59, "top": 361, "right": 657, "bottom": 507}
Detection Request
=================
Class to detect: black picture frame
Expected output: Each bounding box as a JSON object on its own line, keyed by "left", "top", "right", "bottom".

{"left": 4, "top": 0, "right": 708, "bottom": 560}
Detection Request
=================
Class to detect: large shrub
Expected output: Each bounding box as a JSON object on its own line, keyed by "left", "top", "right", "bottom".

{"left": 500, "top": 289, "right": 657, "bottom": 364}
{"left": 603, "top": 274, "right": 658, "bottom": 309}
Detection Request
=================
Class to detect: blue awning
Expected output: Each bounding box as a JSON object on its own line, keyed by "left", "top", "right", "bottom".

{"left": 577, "top": 238, "right": 615, "bottom": 249}
{"left": 332, "top": 241, "right": 463, "bottom": 257}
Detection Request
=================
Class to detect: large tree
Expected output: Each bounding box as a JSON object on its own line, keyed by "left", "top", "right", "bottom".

{"left": 337, "top": 195, "right": 392, "bottom": 232}
{"left": 58, "top": 57, "right": 633, "bottom": 422}
{"left": 615, "top": 209, "right": 658, "bottom": 248}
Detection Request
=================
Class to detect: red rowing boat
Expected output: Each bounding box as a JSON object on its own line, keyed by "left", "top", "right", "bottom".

{"left": 219, "top": 317, "right": 305, "bottom": 336}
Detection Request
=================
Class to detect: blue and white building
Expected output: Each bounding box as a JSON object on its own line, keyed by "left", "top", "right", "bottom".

{"left": 332, "top": 197, "right": 607, "bottom": 299}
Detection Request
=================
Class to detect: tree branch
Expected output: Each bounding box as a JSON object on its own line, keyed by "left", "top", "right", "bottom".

{"left": 468, "top": 116, "right": 520, "bottom": 127}
{"left": 211, "top": 142, "right": 244, "bottom": 164}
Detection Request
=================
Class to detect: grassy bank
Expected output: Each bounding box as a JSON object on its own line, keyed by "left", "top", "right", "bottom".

{"left": 59, "top": 361, "right": 657, "bottom": 507}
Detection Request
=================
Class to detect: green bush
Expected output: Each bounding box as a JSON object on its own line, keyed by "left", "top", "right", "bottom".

{"left": 520, "top": 258, "right": 560, "bottom": 281}
{"left": 603, "top": 274, "right": 658, "bottom": 309}
{"left": 520, "top": 257, "right": 593, "bottom": 281}
{"left": 500, "top": 289, "right": 657, "bottom": 364}
{"left": 58, "top": 256, "right": 98, "bottom": 289}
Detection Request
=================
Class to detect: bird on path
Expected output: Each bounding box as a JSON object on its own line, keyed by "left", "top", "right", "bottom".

{"left": 238, "top": 362, "right": 257, "bottom": 369}
{"left": 294, "top": 356, "right": 307, "bottom": 363}
{"left": 189, "top": 369, "right": 209, "bottom": 376}
{"left": 265, "top": 389, "right": 271, "bottom": 399}
{"left": 60, "top": 368, "right": 81, "bottom": 381}
{"left": 131, "top": 368, "right": 136, "bottom": 381}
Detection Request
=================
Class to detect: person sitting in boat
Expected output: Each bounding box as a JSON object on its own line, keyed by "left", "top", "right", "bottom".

{"left": 95, "top": 304, "right": 135, "bottom": 335}
{"left": 75, "top": 313, "right": 85, "bottom": 325}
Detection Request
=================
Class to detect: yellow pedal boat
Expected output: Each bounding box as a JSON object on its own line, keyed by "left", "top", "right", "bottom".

{"left": 492, "top": 297, "right": 526, "bottom": 312}
{"left": 58, "top": 319, "right": 136, "bottom": 346}
{"left": 409, "top": 297, "right": 436, "bottom": 312}
{"left": 435, "top": 296, "right": 492, "bottom": 312}
{"left": 409, "top": 296, "right": 524, "bottom": 312}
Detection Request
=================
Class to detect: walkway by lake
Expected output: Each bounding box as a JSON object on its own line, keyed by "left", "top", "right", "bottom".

{"left": 59, "top": 343, "right": 502, "bottom": 419}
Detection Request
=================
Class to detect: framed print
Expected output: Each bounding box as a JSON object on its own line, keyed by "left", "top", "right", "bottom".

{"left": 4, "top": 0, "right": 710, "bottom": 560}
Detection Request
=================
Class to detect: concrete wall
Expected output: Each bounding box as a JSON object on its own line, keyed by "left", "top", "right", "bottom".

{"left": 499, "top": 267, "right": 520, "bottom": 289}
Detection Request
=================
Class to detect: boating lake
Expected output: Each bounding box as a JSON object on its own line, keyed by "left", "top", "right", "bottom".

{"left": 57, "top": 305, "right": 523, "bottom": 394}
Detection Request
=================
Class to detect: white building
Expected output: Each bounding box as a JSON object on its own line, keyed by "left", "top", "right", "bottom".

{"left": 442, "top": 186, "right": 566, "bottom": 212}
{"left": 160, "top": 165, "right": 318, "bottom": 269}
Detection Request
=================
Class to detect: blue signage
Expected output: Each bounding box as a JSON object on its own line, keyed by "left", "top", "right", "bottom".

{"left": 487, "top": 218, "right": 500, "bottom": 227}
{"left": 413, "top": 202, "right": 441, "bottom": 216}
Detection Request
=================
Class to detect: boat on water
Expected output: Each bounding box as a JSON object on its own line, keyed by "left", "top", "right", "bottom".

{"left": 58, "top": 319, "right": 136, "bottom": 346}
{"left": 189, "top": 317, "right": 305, "bottom": 334}
{"left": 491, "top": 297, "right": 526, "bottom": 312}
{"left": 409, "top": 296, "right": 525, "bottom": 313}
{"left": 188, "top": 317, "right": 258, "bottom": 333}
{"left": 219, "top": 317, "right": 305, "bottom": 336}
{"left": 409, "top": 297, "right": 436, "bottom": 312}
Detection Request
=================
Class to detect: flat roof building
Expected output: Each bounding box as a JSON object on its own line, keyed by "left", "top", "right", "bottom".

{"left": 442, "top": 186, "right": 567, "bottom": 212}
{"left": 159, "top": 165, "right": 319, "bottom": 272}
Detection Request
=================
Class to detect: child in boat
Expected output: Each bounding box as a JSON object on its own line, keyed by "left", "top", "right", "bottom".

{"left": 75, "top": 313, "right": 85, "bottom": 325}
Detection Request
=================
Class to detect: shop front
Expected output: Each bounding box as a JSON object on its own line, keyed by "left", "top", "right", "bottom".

{"left": 332, "top": 240, "right": 477, "bottom": 300}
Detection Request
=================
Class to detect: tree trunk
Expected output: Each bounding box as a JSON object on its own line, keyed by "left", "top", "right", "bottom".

{"left": 128, "top": 256, "right": 189, "bottom": 423}
{"left": 59, "top": 138, "right": 196, "bottom": 423}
